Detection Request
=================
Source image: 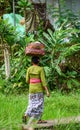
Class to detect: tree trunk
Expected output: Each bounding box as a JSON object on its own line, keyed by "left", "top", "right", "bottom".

{"left": 4, "top": 48, "right": 10, "bottom": 79}
{"left": 25, "top": 2, "right": 46, "bottom": 35}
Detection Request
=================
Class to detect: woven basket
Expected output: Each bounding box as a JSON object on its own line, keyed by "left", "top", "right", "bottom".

{"left": 25, "top": 41, "right": 45, "bottom": 56}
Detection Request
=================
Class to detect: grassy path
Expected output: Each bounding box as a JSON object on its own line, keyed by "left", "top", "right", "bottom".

{"left": 0, "top": 91, "right": 80, "bottom": 130}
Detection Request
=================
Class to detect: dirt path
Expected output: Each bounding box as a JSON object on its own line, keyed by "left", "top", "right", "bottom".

{"left": 53, "top": 115, "right": 80, "bottom": 125}
{"left": 22, "top": 116, "right": 80, "bottom": 130}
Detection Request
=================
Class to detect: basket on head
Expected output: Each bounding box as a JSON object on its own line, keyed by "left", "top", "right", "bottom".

{"left": 25, "top": 41, "right": 45, "bottom": 56}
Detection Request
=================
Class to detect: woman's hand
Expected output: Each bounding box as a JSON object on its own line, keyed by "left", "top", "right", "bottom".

{"left": 43, "top": 86, "right": 50, "bottom": 97}
{"left": 46, "top": 91, "right": 50, "bottom": 97}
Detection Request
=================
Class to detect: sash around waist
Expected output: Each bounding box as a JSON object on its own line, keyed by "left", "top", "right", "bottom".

{"left": 30, "top": 78, "right": 41, "bottom": 83}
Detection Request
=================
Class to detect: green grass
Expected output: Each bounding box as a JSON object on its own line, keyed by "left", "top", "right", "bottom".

{"left": 55, "top": 123, "right": 80, "bottom": 130}
{"left": 44, "top": 91, "right": 80, "bottom": 119}
{"left": 0, "top": 91, "right": 80, "bottom": 130}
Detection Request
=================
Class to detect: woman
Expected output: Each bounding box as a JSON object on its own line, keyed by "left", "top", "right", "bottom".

{"left": 23, "top": 56, "right": 50, "bottom": 123}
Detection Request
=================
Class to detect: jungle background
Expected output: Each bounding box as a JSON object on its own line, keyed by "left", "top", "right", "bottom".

{"left": 0, "top": 0, "right": 80, "bottom": 94}
{"left": 0, "top": 0, "right": 80, "bottom": 129}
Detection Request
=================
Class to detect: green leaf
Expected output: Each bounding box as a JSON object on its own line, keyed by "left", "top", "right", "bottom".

{"left": 71, "top": 79, "right": 80, "bottom": 87}
{"left": 47, "top": 29, "right": 56, "bottom": 43}
{"left": 55, "top": 65, "right": 62, "bottom": 75}
{"left": 67, "top": 80, "right": 73, "bottom": 89}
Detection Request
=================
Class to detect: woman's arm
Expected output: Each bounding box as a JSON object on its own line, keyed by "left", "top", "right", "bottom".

{"left": 43, "top": 86, "right": 50, "bottom": 97}
{"left": 40, "top": 67, "right": 50, "bottom": 97}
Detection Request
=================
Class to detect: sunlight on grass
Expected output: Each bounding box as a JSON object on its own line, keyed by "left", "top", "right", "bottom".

{"left": 43, "top": 91, "right": 80, "bottom": 119}
{"left": 0, "top": 94, "right": 28, "bottom": 130}
{"left": 0, "top": 91, "right": 80, "bottom": 130}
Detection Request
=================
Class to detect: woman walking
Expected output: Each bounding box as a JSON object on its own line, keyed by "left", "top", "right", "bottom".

{"left": 23, "top": 56, "right": 50, "bottom": 123}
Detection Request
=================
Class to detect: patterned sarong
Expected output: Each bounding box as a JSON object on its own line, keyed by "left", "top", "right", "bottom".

{"left": 25, "top": 92, "right": 44, "bottom": 119}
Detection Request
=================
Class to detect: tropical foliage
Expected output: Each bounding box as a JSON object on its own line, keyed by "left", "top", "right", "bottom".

{"left": 39, "top": 7, "right": 80, "bottom": 91}
{"left": 0, "top": 0, "right": 11, "bottom": 15}
{"left": 0, "top": 1, "right": 80, "bottom": 94}
{"left": 0, "top": 18, "right": 18, "bottom": 46}
{"left": 0, "top": 17, "right": 35, "bottom": 93}
{"left": 17, "top": 0, "right": 33, "bottom": 13}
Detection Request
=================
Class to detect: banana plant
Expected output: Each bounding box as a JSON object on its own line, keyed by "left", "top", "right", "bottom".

{"left": 39, "top": 25, "right": 80, "bottom": 89}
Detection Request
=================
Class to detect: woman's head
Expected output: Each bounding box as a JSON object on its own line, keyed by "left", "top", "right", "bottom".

{"left": 32, "top": 56, "right": 40, "bottom": 64}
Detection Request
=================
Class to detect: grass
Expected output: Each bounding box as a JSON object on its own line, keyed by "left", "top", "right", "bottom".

{"left": 44, "top": 91, "right": 80, "bottom": 119}
{"left": 0, "top": 91, "right": 80, "bottom": 130}
{"left": 55, "top": 123, "right": 80, "bottom": 130}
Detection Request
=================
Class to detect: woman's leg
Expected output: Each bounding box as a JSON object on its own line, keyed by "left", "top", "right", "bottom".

{"left": 22, "top": 114, "right": 28, "bottom": 123}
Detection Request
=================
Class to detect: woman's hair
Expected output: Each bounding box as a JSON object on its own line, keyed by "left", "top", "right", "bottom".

{"left": 32, "top": 56, "right": 40, "bottom": 64}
